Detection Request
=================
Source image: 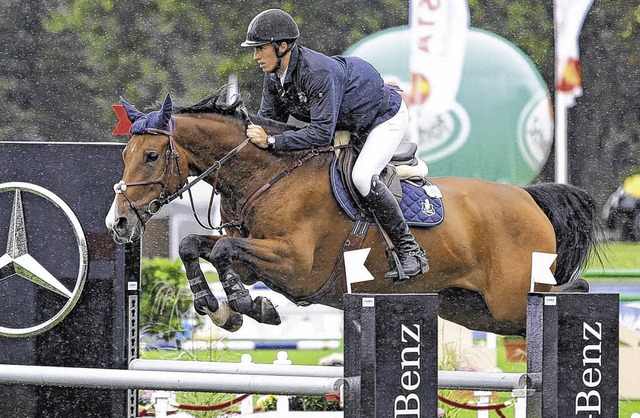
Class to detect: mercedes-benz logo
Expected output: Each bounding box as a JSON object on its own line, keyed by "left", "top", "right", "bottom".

{"left": 0, "top": 182, "right": 88, "bottom": 337}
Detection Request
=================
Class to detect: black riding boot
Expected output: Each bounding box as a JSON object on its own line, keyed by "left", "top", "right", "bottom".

{"left": 363, "top": 175, "right": 429, "bottom": 283}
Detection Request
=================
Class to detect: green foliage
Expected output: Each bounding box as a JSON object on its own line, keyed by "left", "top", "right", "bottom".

{"left": 470, "top": 1, "right": 553, "bottom": 80}
{"left": 0, "top": 0, "right": 101, "bottom": 141}
{"left": 259, "top": 394, "right": 341, "bottom": 412}
{"left": 140, "top": 257, "right": 194, "bottom": 341}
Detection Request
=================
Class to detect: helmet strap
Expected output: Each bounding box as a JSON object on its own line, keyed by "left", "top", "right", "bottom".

{"left": 271, "top": 41, "right": 295, "bottom": 74}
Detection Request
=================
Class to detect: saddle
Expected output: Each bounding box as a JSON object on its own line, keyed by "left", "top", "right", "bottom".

{"left": 331, "top": 133, "right": 444, "bottom": 227}
{"left": 296, "top": 134, "right": 444, "bottom": 306}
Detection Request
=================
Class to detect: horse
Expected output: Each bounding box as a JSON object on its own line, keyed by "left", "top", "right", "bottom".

{"left": 105, "top": 89, "right": 602, "bottom": 336}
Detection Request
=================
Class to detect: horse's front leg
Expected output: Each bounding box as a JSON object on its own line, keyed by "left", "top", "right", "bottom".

{"left": 209, "top": 237, "right": 282, "bottom": 325}
{"left": 179, "top": 234, "right": 243, "bottom": 331}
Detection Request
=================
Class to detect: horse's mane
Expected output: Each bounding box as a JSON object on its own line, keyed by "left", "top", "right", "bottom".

{"left": 173, "top": 86, "right": 297, "bottom": 135}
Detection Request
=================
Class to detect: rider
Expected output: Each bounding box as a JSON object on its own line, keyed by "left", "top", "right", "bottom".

{"left": 242, "top": 9, "right": 429, "bottom": 282}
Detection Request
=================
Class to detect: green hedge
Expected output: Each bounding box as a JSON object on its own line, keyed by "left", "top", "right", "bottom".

{"left": 140, "top": 257, "right": 196, "bottom": 341}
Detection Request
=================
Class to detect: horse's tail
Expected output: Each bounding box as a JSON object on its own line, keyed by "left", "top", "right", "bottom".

{"left": 524, "top": 183, "right": 604, "bottom": 285}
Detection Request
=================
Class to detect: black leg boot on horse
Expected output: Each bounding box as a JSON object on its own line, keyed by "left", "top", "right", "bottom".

{"left": 363, "top": 175, "right": 430, "bottom": 283}
{"left": 219, "top": 267, "right": 281, "bottom": 325}
{"left": 209, "top": 238, "right": 281, "bottom": 325}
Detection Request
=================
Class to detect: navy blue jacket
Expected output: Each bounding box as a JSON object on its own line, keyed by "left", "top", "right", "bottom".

{"left": 258, "top": 45, "right": 400, "bottom": 150}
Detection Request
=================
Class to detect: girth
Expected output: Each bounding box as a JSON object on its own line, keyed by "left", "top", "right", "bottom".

{"left": 294, "top": 219, "right": 369, "bottom": 307}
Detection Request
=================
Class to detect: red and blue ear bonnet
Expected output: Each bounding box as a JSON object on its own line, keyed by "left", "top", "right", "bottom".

{"left": 117, "top": 93, "right": 174, "bottom": 135}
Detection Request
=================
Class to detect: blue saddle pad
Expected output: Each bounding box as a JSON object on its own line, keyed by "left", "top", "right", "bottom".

{"left": 329, "top": 158, "right": 444, "bottom": 227}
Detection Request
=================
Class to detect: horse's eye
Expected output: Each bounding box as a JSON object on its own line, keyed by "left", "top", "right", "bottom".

{"left": 146, "top": 151, "right": 160, "bottom": 163}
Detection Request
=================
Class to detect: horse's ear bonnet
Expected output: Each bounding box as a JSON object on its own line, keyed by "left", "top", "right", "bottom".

{"left": 119, "top": 93, "right": 173, "bottom": 135}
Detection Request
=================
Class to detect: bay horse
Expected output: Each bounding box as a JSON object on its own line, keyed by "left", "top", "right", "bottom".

{"left": 105, "top": 90, "right": 601, "bottom": 336}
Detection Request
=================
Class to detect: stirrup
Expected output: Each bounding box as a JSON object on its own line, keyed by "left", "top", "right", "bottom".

{"left": 385, "top": 250, "right": 429, "bottom": 284}
{"left": 387, "top": 252, "right": 408, "bottom": 283}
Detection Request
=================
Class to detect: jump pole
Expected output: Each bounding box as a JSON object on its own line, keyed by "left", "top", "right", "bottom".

{"left": 0, "top": 364, "right": 343, "bottom": 396}
{"left": 130, "top": 358, "right": 527, "bottom": 391}
{"left": 0, "top": 293, "right": 619, "bottom": 416}
{"left": 129, "top": 358, "right": 343, "bottom": 378}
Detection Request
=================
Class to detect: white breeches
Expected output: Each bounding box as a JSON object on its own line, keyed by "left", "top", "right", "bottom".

{"left": 352, "top": 100, "right": 410, "bottom": 196}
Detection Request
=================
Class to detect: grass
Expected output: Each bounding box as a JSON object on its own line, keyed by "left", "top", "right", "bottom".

{"left": 141, "top": 347, "right": 338, "bottom": 365}
{"left": 587, "top": 242, "right": 640, "bottom": 271}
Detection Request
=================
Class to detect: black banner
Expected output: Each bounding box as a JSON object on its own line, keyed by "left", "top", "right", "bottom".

{"left": 0, "top": 142, "right": 139, "bottom": 418}
{"left": 527, "top": 293, "right": 619, "bottom": 418}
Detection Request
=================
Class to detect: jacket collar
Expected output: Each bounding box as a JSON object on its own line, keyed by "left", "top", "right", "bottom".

{"left": 270, "top": 44, "right": 299, "bottom": 86}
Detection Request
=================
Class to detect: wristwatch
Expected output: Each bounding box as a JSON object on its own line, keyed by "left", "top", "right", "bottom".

{"left": 266, "top": 135, "right": 276, "bottom": 148}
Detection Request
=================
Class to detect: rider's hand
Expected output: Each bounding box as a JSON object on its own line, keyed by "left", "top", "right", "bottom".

{"left": 246, "top": 124, "right": 268, "bottom": 149}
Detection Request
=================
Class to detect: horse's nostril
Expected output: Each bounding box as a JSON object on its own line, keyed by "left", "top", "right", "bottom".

{"left": 114, "top": 216, "right": 128, "bottom": 233}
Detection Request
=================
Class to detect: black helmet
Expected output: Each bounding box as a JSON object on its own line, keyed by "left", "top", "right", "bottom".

{"left": 241, "top": 9, "right": 300, "bottom": 47}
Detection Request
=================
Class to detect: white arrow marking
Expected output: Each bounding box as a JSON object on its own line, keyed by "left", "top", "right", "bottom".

{"left": 344, "top": 248, "right": 375, "bottom": 293}
{"left": 530, "top": 251, "right": 558, "bottom": 292}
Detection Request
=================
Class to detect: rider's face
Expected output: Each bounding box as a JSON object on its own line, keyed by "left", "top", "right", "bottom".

{"left": 253, "top": 45, "right": 278, "bottom": 73}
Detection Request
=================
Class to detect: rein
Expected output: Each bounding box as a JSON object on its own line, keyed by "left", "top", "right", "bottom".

{"left": 166, "top": 137, "right": 251, "bottom": 231}
{"left": 177, "top": 104, "right": 253, "bottom": 230}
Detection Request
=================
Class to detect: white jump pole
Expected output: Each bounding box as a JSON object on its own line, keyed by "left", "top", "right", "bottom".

{"left": 437, "top": 371, "right": 527, "bottom": 391}
{"left": 130, "top": 360, "right": 526, "bottom": 392}
{"left": 129, "top": 358, "right": 343, "bottom": 378}
{"left": 0, "top": 364, "right": 343, "bottom": 396}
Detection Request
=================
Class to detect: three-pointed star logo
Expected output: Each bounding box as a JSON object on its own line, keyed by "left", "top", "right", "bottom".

{"left": 0, "top": 181, "right": 87, "bottom": 337}
{"left": 0, "top": 190, "right": 71, "bottom": 298}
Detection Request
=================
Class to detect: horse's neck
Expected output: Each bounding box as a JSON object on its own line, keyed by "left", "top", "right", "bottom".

{"left": 175, "top": 116, "right": 316, "bottom": 214}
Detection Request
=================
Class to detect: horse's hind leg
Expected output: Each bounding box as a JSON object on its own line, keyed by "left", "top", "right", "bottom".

{"left": 209, "top": 237, "right": 281, "bottom": 325}
{"left": 179, "top": 234, "right": 243, "bottom": 331}
{"left": 218, "top": 266, "right": 281, "bottom": 325}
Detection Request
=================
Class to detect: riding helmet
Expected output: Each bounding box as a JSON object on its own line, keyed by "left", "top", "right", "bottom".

{"left": 241, "top": 9, "right": 300, "bottom": 47}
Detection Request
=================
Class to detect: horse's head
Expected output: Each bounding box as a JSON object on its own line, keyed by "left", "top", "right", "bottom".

{"left": 106, "top": 94, "right": 188, "bottom": 244}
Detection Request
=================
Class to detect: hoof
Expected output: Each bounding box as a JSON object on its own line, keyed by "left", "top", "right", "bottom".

{"left": 203, "top": 302, "right": 244, "bottom": 332}
{"left": 219, "top": 310, "right": 244, "bottom": 332}
{"left": 222, "top": 312, "right": 243, "bottom": 332}
{"left": 254, "top": 296, "right": 281, "bottom": 325}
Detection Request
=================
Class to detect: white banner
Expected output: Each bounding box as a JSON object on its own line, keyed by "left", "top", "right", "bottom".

{"left": 408, "top": 0, "right": 469, "bottom": 141}
{"left": 554, "top": 0, "right": 594, "bottom": 108}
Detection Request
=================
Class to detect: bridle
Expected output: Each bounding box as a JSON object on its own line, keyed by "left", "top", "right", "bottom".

{"left": 112, "top": 117, "right": 251, "bottom": 232}
{"left": 112, "top": 122, "right": 185, "bottom": 229}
